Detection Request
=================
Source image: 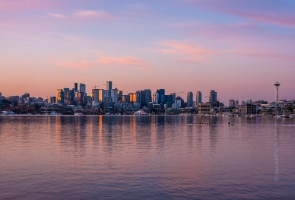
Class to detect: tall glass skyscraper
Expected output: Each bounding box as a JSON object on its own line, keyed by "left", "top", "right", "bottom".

{"left": 106, "top": 81, "right": 112, "bottom": 90}
{"left": 187, "top": 92, "right": 193, "bottom": 107}
{"left": 80, "top": 83, "right": 86, "bottom": 93}
{"left": 209, "top": 90, "right": 217, "bottom": 102}
{"left": 196, "top": 91, "right": 202, "bottom": 104}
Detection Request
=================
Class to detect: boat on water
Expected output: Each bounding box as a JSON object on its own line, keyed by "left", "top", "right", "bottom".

{"left": 134, "top": 110, "right": 148, "bottom": 115}
{"left": 74, "top": 113, "right": 84, "bottom": 116}
{"left": 250, "top": 114, "right": 256, "bottom": 118}
{"left": 289, "top": 114, "right": 295, "bottom": 118}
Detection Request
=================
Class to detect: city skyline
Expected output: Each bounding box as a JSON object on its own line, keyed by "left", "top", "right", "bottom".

{"left": 0, "top": 81, "right": 289, "bottom": 108}
{"left": 1, "top": 0, "right": 295, "bottom": 102}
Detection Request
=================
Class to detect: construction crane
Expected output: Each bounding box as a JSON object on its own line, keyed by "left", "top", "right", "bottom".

{"left": 176, "top": 92, "right": 184, "bottom": 97}
{"left": 93, "top": 86, "right": 100, "bottom": 89}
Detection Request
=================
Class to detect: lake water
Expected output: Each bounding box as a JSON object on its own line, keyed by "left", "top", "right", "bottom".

{"left": 0, "top": 116, "right": 295, "bottom": 199}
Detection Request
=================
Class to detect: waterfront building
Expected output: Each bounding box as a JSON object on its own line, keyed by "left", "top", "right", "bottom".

{"left": 187, "top": 92, "right": 193, "bottom": 107}
{"left": 209, "top": 90, "right": 217, "bottom": 102}
{"left": 80, "top": 83, "right": 86, "bottom": 93}
{"left": 229, "top": 99, "right": 236, "bottom": 107}
{"left": 198, "top": 103, "right": 211, "bottom": 114}
{"left": 241, "top": 104, "right": 257, "bottom": 114}
{"left": 196, "top": 91, "right": 202, "bottom": 104}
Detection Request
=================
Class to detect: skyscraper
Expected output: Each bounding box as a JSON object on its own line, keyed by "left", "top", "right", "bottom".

{"left": 144, "top": 89, "right": 152, "bottom": 106}
{"left": 187, "top": 92, "right": 193, "bottom": 107}
{"left": 153, "top": 92, "right": 159, "bottom": 104}
{"left": 117, "top": 90, "right": 123, "bottom": 101}
{"left": 157, "top": 89, "right": 165, "bottom": 104}
{"left": 80, "top": 83, "right": 86, "bottom": 93}
{"left": 98, "top": 89, "right": 106, "bottom": 102}
{"left": 92, "top": 89, "right": 100, "bottom": 102}
{"left": 196, "top": 91, "right": 202, "bottom": 104}
{"left": 209, "top": 90, "right": 217, "bottom": 102}
{"left": 106, "top": 81, "right": 112, "bottom": 90}
{"left": 111, "top": 88, "right": 118, "bottom": 103}
{"left": 57, "top": 89, "right": 64, "bottom": 103}
{"left": 74, "top": 83, "right": 78, "bottom": 91}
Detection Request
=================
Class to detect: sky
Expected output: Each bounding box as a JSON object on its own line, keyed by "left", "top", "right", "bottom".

{"left": 0, "top": 0, "right": 295, "bottom": 104}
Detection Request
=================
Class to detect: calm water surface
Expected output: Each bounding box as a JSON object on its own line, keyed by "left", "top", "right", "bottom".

{"left": 0, "top": 116, "right": 295, "bottom": 199}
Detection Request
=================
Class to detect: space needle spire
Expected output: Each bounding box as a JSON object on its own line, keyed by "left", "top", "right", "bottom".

{"left": 274, "top": 82, "right": 280, "bottom": 102}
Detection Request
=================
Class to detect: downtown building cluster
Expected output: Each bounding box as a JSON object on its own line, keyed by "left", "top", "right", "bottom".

{"left": 1, "top": 81, "right": 295, "bottom": 116}
{"left": 48, "top": 81, "right": 209, "bottom": 114}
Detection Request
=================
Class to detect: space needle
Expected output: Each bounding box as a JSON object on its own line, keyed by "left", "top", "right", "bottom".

{"left": 274, "top": 82, "right": 280, "bottom": 102}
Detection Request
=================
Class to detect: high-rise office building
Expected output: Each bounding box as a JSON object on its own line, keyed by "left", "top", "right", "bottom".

{"left": 209, "top": 90, "right": 217, "bottom": 102}
{"left": 111, "top": 88, "right": 118, "bottom": 103}
{"left": 0, "top": 92, "right": 2, "bottom": 98}
{"left": 98, "top": 89, "right": 106, "bottom": 102}
{"left": 144, "top": 89, "right": 152, "bottom": 106}
{"left": 187, "top": 92, "right": 193, "bottom": 107}
{"left": 80, "top": 83, "right": 86, "bottom": 93}
{"left": 57, "top": 89, "right": 64, "bottom": 103}
{"left": 74, "top": 83, "right": 78, "bottom": 91}
{"left": 92, "top": 89, "right": 100, "bottom": 102}
{"left": 157, "top": 89, "right": 165, "bottom": 104}
{"left": 106, "top": 81, "right": 112, "bottom": 90}
{"left": 196, "top": 91, "right": 202, "bottom": 104}
{"left": 117, "top": 90, "right": 123, "bottom": 101}
{"left": 153, "top": 92, "right": 159, "bottom": 104}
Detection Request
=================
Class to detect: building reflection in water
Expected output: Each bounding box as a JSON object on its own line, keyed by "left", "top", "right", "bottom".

{"left": 274, "top": 119, "right": 279, "bottom": 181}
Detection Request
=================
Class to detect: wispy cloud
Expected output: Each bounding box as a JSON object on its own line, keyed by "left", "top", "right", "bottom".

{"left": 157, "top": 40, "right": 218, "bottom": 63}
{"left": 98, "top": 55, "right": 149, "bottom": 69}
{"left": 74, "top": 10, "right": 115, "bottom": 19}
{"left": 48, "top": 13, "right": 66, "bottom": 19}
{"left": 57, "top": 53, "right": 152, "bottom": 71}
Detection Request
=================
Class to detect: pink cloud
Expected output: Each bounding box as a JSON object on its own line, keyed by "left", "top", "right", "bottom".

{"left": 98, "top": 55, "right": 151, "bottom": 70}
{"left": 74, "top": 10, "right": 115, "bottom": 20}
{"left": 47, "top": 13, "right": 66, "bottom": 19}
{"left": 157, "top": 40, "right": 218, "bottom": 63}
{"left": 56, "top": 53, "right": 151, "bottom": 71}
